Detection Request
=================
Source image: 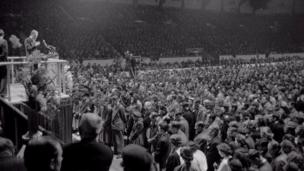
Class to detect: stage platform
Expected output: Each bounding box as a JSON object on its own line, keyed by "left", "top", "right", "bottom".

{"left": 4, "top": 83, "right": 69, "bottom": 104}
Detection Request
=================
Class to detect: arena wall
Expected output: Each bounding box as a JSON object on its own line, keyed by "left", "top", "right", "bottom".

{"left": 81, "top": 0, "right": 304, "bottom": 14}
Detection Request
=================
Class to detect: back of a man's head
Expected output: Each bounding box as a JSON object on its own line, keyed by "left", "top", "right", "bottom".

{"left": 24, "top": 136, "right": 62, "bottom": 171}
{"left": 61, "top": 137, "right": 113, "bottom": 171}
{"left": 79, "top": 113, "right": 103, "bottom": 142}
{"left": 0, "top": 136, "right": 14, "bottom": 160}
{"left": 122, "top": 144, "right": 153, "bottom": 171}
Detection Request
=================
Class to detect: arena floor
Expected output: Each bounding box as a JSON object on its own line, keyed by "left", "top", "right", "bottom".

{"left": 110, "top": 156, "right": 123, "bottom": 171}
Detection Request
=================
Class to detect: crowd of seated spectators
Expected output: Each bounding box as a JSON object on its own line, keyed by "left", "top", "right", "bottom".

{"left": 0, "top": 1, "right": 304, "bottom": 60}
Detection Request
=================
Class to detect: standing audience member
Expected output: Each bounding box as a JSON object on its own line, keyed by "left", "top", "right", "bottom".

{"left": 215, "top": 143, "right": 232, "bottom": 171}
{"left": 248, "top": 149, "right": 273, "bottom": 171}
{"left": 129, "top": 109, "right": 145, "bottom": 146}
{"left": 166, "top": 135, "right": 183, "bottom": 171}
{"left": 154, "top": 121, "right": 171, "bottom": 171}
{"left": 61, "top": 113, "right": 113, "bottom": 171}
{"left": 170, "top": 121, "right": 188, "bottom": 146}
{"left": 110, "top": 96, "right": 127, "bottom": 157}
{"left": 122, "top": 144, "right": 155, "bottom": 171}
{"left": 189, "top": 141, "right": 208, "bottom": 171}
{"left": 24, "top": 136, "right": 62, "bottom": 171}
{"left": 174, "top": 146, "right": 198, "bottom": 171}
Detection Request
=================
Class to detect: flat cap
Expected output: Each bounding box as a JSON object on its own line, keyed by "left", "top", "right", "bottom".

{"left": 217, "top": 143, "right": 232, "bottom": 155}
{"left": 170, "top": 134, "right": 182, "bottom": 146}
{"left": 122, "top": 144, "right": 152, "bottom": 171}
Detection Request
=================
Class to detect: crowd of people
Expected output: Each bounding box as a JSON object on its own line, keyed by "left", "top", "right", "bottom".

{"left": 2, "top": 55, "right": 304, "bottom": 171}
{"left": 64, "top": 57, "right": 304, "bottom": 171}
{"left": 1, "top": 1, "right": 304, "bottom": 171}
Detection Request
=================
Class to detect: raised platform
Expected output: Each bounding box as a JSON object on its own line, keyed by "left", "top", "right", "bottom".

{"left": 4, "top": 83, "right": 69, "bottom": 104}
{"left": 1, "top": 56, "right": 73, "bottom": 144}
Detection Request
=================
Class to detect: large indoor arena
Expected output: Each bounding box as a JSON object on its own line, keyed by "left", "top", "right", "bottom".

{"left": 1, "top": 0, "right": 304, "bottom": 171}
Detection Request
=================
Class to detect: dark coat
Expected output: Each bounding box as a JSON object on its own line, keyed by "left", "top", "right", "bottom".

{"left": 183, "top": 110, "right": 196, "bottom": 140}
{"left": 154, "top": 132, "right": 171, "bottom": 169}
{"left": 24, "top": 37, "right": 37, "bottom": 55}
{"left": 0, "top": 158, "right": 26, "bottom": 171}
{"left": 129, "top": 118, "right": 145, "bottom": 146}
{"left": 166, "top": 151, "right": 181, "bottom": 171}
{"left": 206, "top": 138, "right": 221, "bottom": 171}
{"left": 111, "top": 104, "right": 126, "bottom": 131}
{"left": 61, "top": 141, "right": 113, "bottom": 171}
{"left": 102, "top": 106, "right": 113, "bottom": 145}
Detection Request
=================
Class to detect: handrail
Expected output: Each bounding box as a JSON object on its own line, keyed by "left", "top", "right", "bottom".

{"left": 0, "top": 98, "right": 54, "bottom": 149}
{"left": 0, "top": 95, "right": 72, "bottom": 149}
{"left": 0, "top": 97, "right": 29, "bottom": 150}
{"left": 0, "top": 98, "right": 28, "bottom": 120}
{"left": 8, "top": 56, "right": 27, "bottom": 60}
{"left": 0, "top": 59, "right": 67, "bottom": 66}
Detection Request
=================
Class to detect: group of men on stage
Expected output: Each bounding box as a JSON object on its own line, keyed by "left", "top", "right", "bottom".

{"left": 0, "top": 29, "right": 42, "bottom": 98}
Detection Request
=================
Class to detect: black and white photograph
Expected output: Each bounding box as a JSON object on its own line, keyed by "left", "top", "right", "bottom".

{"left": 0, "top": 0, "right": 304, "bottom": 171}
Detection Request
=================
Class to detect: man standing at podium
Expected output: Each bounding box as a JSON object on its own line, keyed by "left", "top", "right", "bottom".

{"left": 0, "top": 29, "right": 8, "bottom": 97}
{"left": 25, "top": 30, "right": 41, "bottom": 70}
{"left": 24, "top": 30, "right": 40, "bottom": 56}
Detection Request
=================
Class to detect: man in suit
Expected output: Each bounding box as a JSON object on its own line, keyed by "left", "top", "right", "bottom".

{"left": 0, "top": 29, "right": 8, "bottom": 97}
{"left": 24, "top": 30, "right": 40, "bottom": 56}
{"left": 61, "top": 113, "right": 114, "bottom": 171}
{"left": 182, "top": 102, "right": 196, "bottom": 140}
{"left": 154, "top": 122, "right": 171, "bottom": 171}
{"left": 110, "top": 96, "right": 126, "bottom": 157}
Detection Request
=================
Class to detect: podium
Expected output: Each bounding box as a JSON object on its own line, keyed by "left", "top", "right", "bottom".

{"left": 0, "top": 56, "right": 73, "bottom": 143}
{"left": 1, "top": 56, "right": 68, "bottom": 103}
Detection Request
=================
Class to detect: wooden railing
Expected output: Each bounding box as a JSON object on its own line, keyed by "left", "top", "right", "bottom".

{"left": 17, "top": 99, "right": 73, "bottom": 144}
{"left": 0, "top": 98, "right": 28, "bottom": 150}
{"left": 0, "top": 97, "right": 73, "bottom": 150}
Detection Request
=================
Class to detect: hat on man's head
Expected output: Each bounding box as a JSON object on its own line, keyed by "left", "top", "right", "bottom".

{"left": 122, "top": 144, "right": 152, "bottom": 171}
{"left": 182, "top": 101, "right": 190, "bottom": 107}
{"left": 281, "top": 139, "right": 295, "bottom": 153}
{"left": 170, "top": 134, "right": 182, "bottom": 146}
{"left": 217, "top": 143, "right": 232, "bottom": 156}
{"left": 79, "top": 113, "right": 104, "bottom": 140}
{"left": 158, "top": 121, "right": 169, "bottom": 132}
{"left": 180, "top": 146, "right": 193, "bottom": 161}
{"left": 171, "top": 121, "right": 181, "bottom": 129}
{"left": 229, "top": 159, "right": 243, "bottom": 171}
{"left": 150, "top": 112, "right": 158, "bottom": 119}
{"left": 248, "top": 149, "right": 260, "bottom": 160}
{"left": 188, "top": 141, "right": 199, "bottom": 151}
{"left": 132, "top": 109, "right": 142, "bottom": 117}
{"left": 195, "top": 121, "right": 205, "bottom": 129}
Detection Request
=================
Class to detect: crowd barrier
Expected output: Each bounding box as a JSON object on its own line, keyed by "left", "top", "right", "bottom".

{"left": 83, "top": 56, "right": 202, "bottom": 66}
{"left": 219, "top": 52, "right": 304, "bottom": 61}
{"left": 83, "top": 52, "right": 304, "bottom": 66}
